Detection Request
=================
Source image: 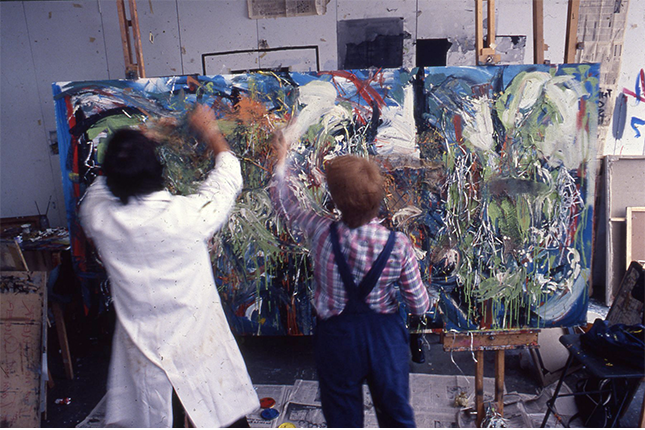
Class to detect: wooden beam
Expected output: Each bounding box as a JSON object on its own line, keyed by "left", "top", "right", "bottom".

{"left": 487, "top": 0, "right": 496, "bottom": 50}
{"left": 116, "top": 0, "right": 145, "bottom": 78}
{"left": 564, "top": 0, "right": 580, "bottom": 63}
{"left": 476, "top": 0, "right": 484, "bottom": 63}
{"left": 475, "top": 0, "right": 501, "bottom": 65}
{"left": 116, "top": 0, "right": 134, "bottom": 77}
{"left": 442, "top": 330, "right": 539, "bottom": 351}
{"left": 128, "top": 0, "right": 146, "bottom": 78}
{"left": 533, "top": 0, "right": 545, "bottom": 64}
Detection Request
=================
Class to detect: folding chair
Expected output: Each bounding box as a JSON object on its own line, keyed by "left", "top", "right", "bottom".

{"left": 541, "top": 262, "right": 645, "bottom": 427}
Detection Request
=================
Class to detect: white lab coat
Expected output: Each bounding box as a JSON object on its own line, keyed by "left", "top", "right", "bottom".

{"left": 80, "top": 152, "right": 259, "bottom": 428}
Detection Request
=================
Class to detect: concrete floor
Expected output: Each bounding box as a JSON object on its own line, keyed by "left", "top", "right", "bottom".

{"left": 41, "top": 306, "right": 643, "bottom": 428}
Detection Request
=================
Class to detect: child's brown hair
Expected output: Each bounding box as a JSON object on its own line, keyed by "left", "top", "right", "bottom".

{"left": 325, "top": 155, "right": 384, "bottom": 229}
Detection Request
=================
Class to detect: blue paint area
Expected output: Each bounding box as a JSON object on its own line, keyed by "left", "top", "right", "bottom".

{"left": 613, "top": 93, "right": 628, "bottom": 140}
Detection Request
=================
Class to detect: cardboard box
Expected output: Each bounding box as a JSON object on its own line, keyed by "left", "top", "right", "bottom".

{"left": 0, "top": 272, "right": 46, "bottom": 428}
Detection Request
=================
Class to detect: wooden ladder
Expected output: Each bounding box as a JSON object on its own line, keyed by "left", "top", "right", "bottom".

{"left": 116, "top": 0, "right": 145, "bottom": 79}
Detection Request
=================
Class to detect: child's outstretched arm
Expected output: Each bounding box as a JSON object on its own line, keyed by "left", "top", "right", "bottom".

{"left": 270, "top": 129, "right": 326, "bottom": 237}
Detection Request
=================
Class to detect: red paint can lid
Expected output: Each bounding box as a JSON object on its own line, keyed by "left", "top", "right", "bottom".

{"left": 260, "top": 397, "right": 276, "bottom": 408}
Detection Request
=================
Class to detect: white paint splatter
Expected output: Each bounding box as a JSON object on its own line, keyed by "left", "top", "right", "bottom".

{"left": 462, "top": 96, "right": 495, "bottom": 152}
{"left": 376, "top": 85, "right": 420, "bottom": 158}
{"left": 541, "top": 76, "right": 587, "bottom": 170}
{"left": 283, "top": 80, "right": 338, "bottom": 143}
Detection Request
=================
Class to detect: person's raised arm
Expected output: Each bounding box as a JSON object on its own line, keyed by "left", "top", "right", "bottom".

{"left": 185, "top": 103, "right": 242, "bottom": 234}
{"left": 269, "top": 128, "right": 326, "bottom": 237}
{"left": 188, "top": 103, "right": 230, "bottom": 156}
{"left": 273, "top": 128, "right": 288, "bottom": 169}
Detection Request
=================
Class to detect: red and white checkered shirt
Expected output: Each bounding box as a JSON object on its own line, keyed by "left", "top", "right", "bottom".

{"left": 272, "top": 160, "right": 431, "bottom": 320}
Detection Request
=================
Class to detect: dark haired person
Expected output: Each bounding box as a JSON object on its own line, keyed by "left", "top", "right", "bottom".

{"left": 80, "top": 104, "right": 259, "bottom": 427}
{"left": 270, "top": 132, "right": 432, "bottom": 428}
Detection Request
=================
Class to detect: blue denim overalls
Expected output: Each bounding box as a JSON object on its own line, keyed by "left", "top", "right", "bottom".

{"left": 314, "top": 222, "right": 415, "bottom": 428}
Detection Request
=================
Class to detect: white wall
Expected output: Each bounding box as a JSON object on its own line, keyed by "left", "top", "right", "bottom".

{"left": 0, "top": 0, "right": 638, "bottom": 227}
{"left": 605, "top": 0, "right": 645, "bottom": 156}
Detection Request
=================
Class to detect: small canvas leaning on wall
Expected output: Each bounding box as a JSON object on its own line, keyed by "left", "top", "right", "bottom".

{"left": 53, "top": 64, "right": 599, "bottom": 335}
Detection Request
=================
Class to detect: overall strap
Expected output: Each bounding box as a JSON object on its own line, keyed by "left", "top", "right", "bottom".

{"left": 329, "top": 222, "right": 397, "bottom": 301}
{"left": 358, "top": 229, "right": 396, "bottom": 300}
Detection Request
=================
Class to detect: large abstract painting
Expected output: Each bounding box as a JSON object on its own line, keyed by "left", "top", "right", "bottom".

{"left": 53, "top": 64, "right": 599, "bottom": 335}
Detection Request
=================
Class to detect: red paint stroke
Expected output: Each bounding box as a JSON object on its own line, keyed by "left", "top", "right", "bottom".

{"left": 452, "top": 114, "right": 463, "bottom": 145}
{"left": 186, "top": 75, "right": 200, "bottom": 92}
{"left": 65, "top": 96, "right": 79, "bottom": 199}
{"left": 353, "top": 108, "right": 368, "bottom": 125}
{"left": 576, "top": 99, "right": 586, "bottom": 131}
{"left": 287, "top": 295, "right": 301, "bottom": 335}
{"left": 322, "top": 70, "right": 387, "bottom": 111}
{"left": 565, "top": 180, "right": 582, "bottom": 247}
{"left": 623, "top": 68, "right": 645, "bottom": 102}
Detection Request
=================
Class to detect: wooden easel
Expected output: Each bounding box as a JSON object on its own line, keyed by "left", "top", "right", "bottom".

{"left": 533, "top": 0, "right": 545, "bottom": 64}
{"left": 564, "top": 0, "right": 580, "bottom": 63}
{"left": 475, "top": 0, "right": 501, "bottom": 65}
{"left": 116, "top": 0, "right": 145, "bottom": 79}
{"left": 479, "top": 0, "right": 580, "bottom": 65}
{"left": 442, "top": 330, "right": 540, "bottom": 426}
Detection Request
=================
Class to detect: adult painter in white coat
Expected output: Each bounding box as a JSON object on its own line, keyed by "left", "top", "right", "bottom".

{"left": 80, "top": 104, "right": 260, "bottom": 427}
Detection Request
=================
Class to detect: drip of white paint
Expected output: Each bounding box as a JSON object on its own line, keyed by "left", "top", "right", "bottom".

{"left": 376, "top": 85, "right": 420, "bottom": 158}
{"left": 499, "top": 72, "right": 551, "bottom": 129}
{"left": 462, "top": 96, "right": 494, "bottom": 152}
{"left": 541, "top": 76, "right": 587, "bottom": 170}
{"left": 283, "top": 80, "right": 338, "bottom": 143}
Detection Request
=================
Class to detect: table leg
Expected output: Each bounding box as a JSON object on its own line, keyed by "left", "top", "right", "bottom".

{"left": 51, "top": 302, "right": 74, "bottom": 380}
{"left": 475, "top": 350, "right": 485, "bottom": 427}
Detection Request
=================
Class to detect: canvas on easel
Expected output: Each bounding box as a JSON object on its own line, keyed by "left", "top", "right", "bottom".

{"left": 53, "top": 63, "right": 599, "bottom": 335}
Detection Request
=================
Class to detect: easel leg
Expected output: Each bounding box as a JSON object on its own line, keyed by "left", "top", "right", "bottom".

{"left": 495, "top": 350, "right": 505, "bottom": 415}
{"left": 475, "top": 350, "right": 485, "bottom": 427}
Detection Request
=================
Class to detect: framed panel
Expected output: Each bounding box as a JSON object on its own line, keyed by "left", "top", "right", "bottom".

{"left": 604, "top": 156, "right": 645, "bottom": 305}
{"left": 626, "top": 207, "right": 645, "bottom": 268}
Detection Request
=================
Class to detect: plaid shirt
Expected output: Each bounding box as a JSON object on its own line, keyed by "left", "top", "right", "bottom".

{"left": 272, "top": 160, "right": 431, "bottom": 320}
